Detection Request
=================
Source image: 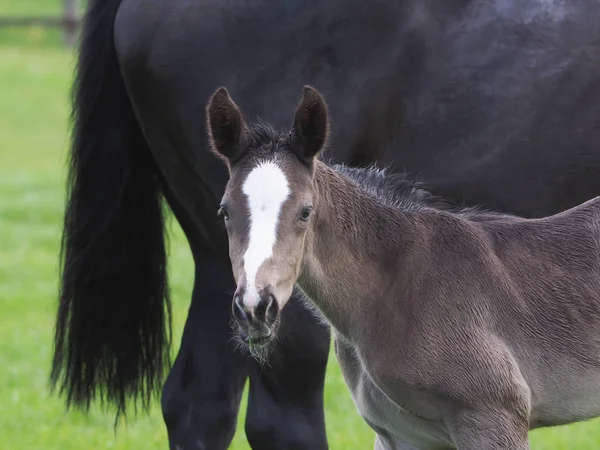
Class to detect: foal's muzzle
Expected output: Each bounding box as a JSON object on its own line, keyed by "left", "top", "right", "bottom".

{"left": 232, "top": 287, "right": 279, "bottom": 345}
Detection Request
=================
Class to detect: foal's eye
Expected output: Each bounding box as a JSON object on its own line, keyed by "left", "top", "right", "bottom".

{"left": 299, "top": 206, "right": 313, "bottom": 222}
{"left": 218, "top": 206, "right": 230, "bottom": 221}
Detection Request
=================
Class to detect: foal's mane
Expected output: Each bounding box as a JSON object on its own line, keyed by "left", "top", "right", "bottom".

{"left": 332, "top": 164, "right": 444, "bottom": 211}
{"left": 331, "top": 164, "right": 511, "bottom": 221}
{"left": 242, "top": 120, "right": 510, "bottom": 221}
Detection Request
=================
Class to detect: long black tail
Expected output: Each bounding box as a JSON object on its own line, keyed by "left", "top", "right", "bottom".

{"left": 51, "top": 0, "right": 171, "bottom": 418}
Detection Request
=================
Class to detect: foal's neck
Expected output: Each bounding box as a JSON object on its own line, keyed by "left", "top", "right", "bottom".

{"left": 297, "top": 161, "right": 417, "bottom": 338}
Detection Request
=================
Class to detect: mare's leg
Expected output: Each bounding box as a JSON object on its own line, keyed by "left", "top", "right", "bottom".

{"left": 447, "top": 408, "right": 529, "bottom": 450}
{"left": 244, "top": 294, "right": 331, "bottom": 449}
{"left": 161, "top": 257, "right": 248, "bottom": 450}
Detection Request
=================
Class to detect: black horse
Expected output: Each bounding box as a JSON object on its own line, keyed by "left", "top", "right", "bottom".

{"left": 51, "top": 0, "right": 600, "bottom": 449}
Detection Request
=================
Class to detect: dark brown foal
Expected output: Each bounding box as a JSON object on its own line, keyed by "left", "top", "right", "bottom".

{"left": 205, "top": 85, "right": 600, "bottom": 450}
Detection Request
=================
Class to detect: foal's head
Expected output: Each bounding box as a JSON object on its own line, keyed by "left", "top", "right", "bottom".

{"left": 206, "top": 86, "right": 329, "bottom": 346}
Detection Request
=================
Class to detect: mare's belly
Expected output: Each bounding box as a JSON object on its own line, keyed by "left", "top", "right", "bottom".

{"left": 334, "top": 337, "right": 454, "bottom": 450}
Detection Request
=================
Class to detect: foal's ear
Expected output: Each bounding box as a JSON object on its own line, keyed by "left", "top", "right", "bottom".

{"left": 206, "top": 87, "right": 246, "bottom": 165}
{"left": 290, "top": 86, "right": 329, "bottom": 164}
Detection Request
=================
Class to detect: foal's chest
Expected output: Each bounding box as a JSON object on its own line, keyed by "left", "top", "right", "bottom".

{"left": 334, "top": 336, "right": 454, "bottom": 450}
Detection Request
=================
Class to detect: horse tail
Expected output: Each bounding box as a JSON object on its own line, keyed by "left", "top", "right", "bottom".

{"left": 50, "top": 0, "right": 171, "bottom": 418}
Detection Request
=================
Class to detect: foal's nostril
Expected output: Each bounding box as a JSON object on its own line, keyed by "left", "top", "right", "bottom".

{"left": 254, "top": 294, "right": 279, "bottom": 326}
{"left": 254, "top": 293, "right": 278, "bottom": 325}
{"left": 233, "top": 296, "right": 249, "bottom": 325}
{"left": 266, "top": 294, "right": 279, "bottom": 323}
{"left": 254, "top": 295, "right": 269, "bottom": 323}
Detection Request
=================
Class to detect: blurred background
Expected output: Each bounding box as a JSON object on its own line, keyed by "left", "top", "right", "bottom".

{"left": 0, "top": 1, "right": 598, "bottom": 448}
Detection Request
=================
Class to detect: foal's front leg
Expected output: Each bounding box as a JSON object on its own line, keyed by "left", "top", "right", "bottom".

{"left": 447, "top": 408, "right": 529, "bottom": 450}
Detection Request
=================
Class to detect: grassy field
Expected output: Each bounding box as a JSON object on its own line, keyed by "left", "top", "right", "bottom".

{"left": 1, "top": 1, "right": 599, "bottom": 449}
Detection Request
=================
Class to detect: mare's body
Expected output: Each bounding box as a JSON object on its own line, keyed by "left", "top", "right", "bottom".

{"left": 208, "top": 87, "right": 600, "bottom": 450}
{"left": 52, "top": 0, "right": 600, "bottom": 448}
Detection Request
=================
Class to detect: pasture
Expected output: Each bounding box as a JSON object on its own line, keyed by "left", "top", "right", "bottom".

{"left": 0, "top": 1, "right": 598, "bottom": 448}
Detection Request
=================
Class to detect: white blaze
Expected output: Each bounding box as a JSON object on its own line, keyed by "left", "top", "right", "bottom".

{"left": 242, "top": 160, "right": 290, "bottom": 308}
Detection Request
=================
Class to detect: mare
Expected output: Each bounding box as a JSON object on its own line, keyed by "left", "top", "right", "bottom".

{"left": 51, "top": 0, "right": 600, "bottom": 448}
{"left": 208, "top": 85, "right": 600, "bottom": 450}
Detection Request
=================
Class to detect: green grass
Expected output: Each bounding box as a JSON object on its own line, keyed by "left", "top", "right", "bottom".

{"left": 1, "top": 1, "right": 600, "bottom": 449}
{"left": 0, "top": 0, "right": 86, "bottom": 47}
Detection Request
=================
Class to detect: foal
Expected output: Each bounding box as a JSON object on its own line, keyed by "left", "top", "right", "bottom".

{"left": 205, "top": 86, "right": 600, "bottom": 450}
